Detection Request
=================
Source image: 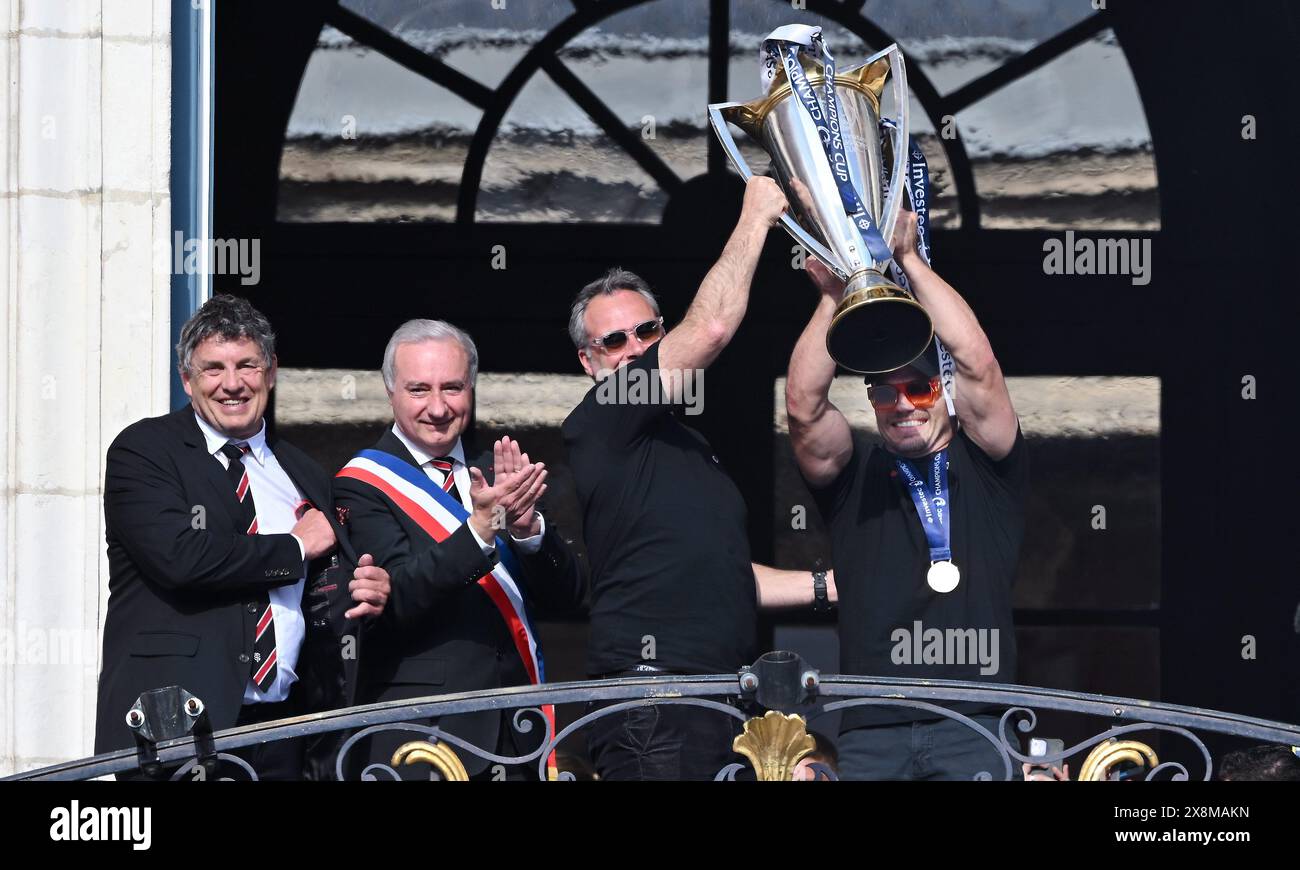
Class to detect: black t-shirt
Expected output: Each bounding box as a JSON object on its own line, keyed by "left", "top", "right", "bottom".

{"left": 812, "top": 426, "right": 1028, "bottom": 730}
{"left": 562, "top": 341, "right": 757, "bottom": 676}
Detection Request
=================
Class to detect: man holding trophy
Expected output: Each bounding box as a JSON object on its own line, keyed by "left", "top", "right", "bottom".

{"left": 563, "top": 176, "right": 855, "bottom": 781}
{"left": 712, "top": 25, "right": 1028, "bottom": 779}
{"left": 788, "top": 220, "right": 1027, "bottom": 780}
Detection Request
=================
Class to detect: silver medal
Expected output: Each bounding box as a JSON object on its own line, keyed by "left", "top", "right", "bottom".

{"left": 927, "top": 560, "right": 960, "bottom": 593}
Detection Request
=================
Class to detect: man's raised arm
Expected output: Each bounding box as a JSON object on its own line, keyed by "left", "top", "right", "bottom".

{"left": 785, "top": 259, "right": 854, "bottom": 488}
{"left": 893, "top": 211, "right": 1019, "bottom": 459}
{"left": 656, "top": 176, "right": 786, "bottom": 394}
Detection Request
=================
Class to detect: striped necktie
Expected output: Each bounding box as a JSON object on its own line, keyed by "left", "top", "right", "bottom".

{"left": 220, "top": 442, "right": 278, "bottom": 693}
{"left": 429, "top": 455, "right": 462, "bottom": 505}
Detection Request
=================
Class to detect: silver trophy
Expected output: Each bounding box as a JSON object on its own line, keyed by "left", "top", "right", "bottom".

{"left": 708, "top": 33, "right": 933, "bottom": 374}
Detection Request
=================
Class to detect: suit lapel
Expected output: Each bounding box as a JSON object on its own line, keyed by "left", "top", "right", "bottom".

{"left": 375, "top": 427, "right": 422, "bottom": 471}
{"left": 272, "top": 432, "right": 359, "bottom": 566}
{"left": 172, "top": 405, "right": 246, "bottom": 529}
{"left": 271, "top": 435, "right": 326, "bottom": 514}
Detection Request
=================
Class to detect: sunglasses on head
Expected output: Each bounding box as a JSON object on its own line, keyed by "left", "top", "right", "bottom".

{"left": 590, "top": 317, "right": 664, "bottom": 351}
{"left": 865, "top": 376, "right": 942, "bottom": 410}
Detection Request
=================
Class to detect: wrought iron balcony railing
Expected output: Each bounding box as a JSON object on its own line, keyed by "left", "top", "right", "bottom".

{"left": 7, "top": 652, "right": 1298, "bottom": 782}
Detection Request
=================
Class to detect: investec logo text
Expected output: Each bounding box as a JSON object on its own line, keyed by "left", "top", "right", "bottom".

{"left": 50, "top": 801, "right": 151, "bottom": 850}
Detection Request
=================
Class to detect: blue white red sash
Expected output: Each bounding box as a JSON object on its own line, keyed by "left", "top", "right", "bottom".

{"left": 337, "top": 448, "right": 547, "bottom": 685}
{"left": 338, "top": 448, "right": 557, "bottom": 776}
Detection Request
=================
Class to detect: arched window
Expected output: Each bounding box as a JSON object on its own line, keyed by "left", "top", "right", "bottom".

{"left": 279, "top": 0, "right": 1158, "bottom": 232}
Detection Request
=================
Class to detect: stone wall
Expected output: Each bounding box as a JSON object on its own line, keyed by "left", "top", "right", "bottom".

{"left": 0, "top": 1, "right": 173, "bottom": 776}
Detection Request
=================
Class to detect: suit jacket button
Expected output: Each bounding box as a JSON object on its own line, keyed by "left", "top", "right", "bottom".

{"left": 238, "top": 653, "right": 250, "bottom": 664}
{"left": 247, "top": 603, "right": 258, "bottom": 613}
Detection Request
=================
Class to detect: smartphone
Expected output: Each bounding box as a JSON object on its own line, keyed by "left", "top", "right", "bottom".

{"left": 1024, "top": 738, "right": 1065, "bottom": 779}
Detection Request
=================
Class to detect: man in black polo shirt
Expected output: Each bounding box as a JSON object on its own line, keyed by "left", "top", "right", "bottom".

{"left": 786, "top": 210, "right": 1028, "bottom": 780}
{"left": 564, "top": 177, "right": 833, "bottom": 781}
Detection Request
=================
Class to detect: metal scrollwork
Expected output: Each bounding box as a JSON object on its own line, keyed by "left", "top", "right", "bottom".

{"left": 536, "top": 697, "right": 747, "bottom": 782}
{"left": 169, "top": 752, "right": 259, "bottom": 782}
{"left": 8, "top": 653, "right": 1299, "bottom": 782}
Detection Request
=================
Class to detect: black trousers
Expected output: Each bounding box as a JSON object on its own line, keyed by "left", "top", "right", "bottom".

{"left": 223, "top": 696, "right": 305, "bottom": 781}
{"left": 585, "top": 700, "right": 746, "bottom": 781}
{"left": 838, "top": 713, "right": 1015, "bottom": 781}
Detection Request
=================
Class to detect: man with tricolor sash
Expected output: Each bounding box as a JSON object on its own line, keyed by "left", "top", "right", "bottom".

{"left": 335, "top": 319, "right": 585, "bottom": 780}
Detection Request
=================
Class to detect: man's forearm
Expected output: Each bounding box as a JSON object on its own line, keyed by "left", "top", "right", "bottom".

{"left": 753, "top": 563, "right": 837, "bottom": 610}
{"left": 786, "top": 292, "right": 839, "bottom": 422}
{"left": 897, "top": 250, "right": 997, "bottom": 375}
{"left": 660, "top": 216, "right": 769, "bottom": 378}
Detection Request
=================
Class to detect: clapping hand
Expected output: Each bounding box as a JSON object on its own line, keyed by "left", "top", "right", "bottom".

{"left": 467, "top": 436, "right": 547, "bottom": 542}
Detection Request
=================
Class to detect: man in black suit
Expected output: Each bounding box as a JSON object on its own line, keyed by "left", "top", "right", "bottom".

{"left": 334, "top": 319, "right": 585, "bottom": 781}
{"left": 95, "top": 295, "right": 391, "bottom": 780}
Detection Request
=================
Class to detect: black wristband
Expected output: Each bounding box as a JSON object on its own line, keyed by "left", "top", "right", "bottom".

{"left": 812, "top": 570, "right": 833, "bottom": 613}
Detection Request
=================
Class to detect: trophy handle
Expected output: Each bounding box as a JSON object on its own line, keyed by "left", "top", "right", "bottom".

{"left": 708, "top": 102, "right": 849, "bottom": 280}
{"left": 849, "top": 44, "right": 910, "bottom": 250}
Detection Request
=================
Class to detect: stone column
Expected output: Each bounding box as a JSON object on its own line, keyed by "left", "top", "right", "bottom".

{"left": 0, "top": 0, "right": 172, "bottom": 776}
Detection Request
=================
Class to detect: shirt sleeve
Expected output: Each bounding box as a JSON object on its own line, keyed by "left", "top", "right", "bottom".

{"left": 509, "top": 511, "right": 545, "bottom": 555}
{"left": 290, "top": 532, "right": 307, "bottom": 563}
{"left": 467, "top": 520, "right": 499, "bottom": 557}
{"left": 806, "top": 432, "right": 870, "bottom": 521}
{"left": 964, "top": 425, "right": 1029, "bottom": 498}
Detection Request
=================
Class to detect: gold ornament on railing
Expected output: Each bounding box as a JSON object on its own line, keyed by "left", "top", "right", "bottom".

{"left": 1078, "top": 738, "right": 1159, "bottom": 781}
{"left": 391, "top": 740, "right": 470, "bottom": 782}
{"left": 733, "top": 710, "right": 816, "bottom": 781}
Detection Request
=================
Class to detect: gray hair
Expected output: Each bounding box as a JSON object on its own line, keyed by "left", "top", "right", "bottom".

{"left": 175, "top": 294, "right": 276, "bottom": 375}
{"left": 568, "top": 267, "right": 661, "bottom": 349}
{"left": 382, "top": 319, "right": 480, "bottom": 392}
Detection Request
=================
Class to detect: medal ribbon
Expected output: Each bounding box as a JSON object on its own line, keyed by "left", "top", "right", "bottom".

{"left": 767, "top": 34, "right": 894, "bottom": 266}
{"left": 881, "top": 119, "right": 956, "bottom": 416}
{"left": 894, "top": 451, "right": 952, "bottom": 563}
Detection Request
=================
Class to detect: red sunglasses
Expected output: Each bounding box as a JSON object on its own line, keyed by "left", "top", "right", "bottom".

{"left": 866, "top": 376, "right": 942, "bottom": 410}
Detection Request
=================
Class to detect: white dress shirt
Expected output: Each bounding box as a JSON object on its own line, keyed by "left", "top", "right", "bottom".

{"left": 390, "top": 424, "right": 545, "bottom": 555}
{"left": 194, "top": 413, "right": 307, "bottom": 704}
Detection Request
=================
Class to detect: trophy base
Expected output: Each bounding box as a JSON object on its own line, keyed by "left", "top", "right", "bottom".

{"left": 826, "top": 270, "right": 935, "bottom": 375}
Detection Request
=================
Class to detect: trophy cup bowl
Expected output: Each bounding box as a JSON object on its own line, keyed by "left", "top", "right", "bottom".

{"left": 708, "top": 42, "right": 934, "bottom": 375}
